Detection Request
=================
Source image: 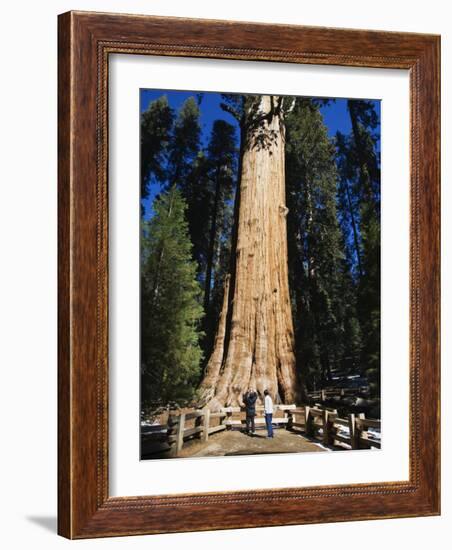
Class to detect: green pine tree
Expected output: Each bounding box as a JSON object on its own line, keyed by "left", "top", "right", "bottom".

{"left": 167, "top": 96, "right": 202, "bottom": 189}
{"left": 286, "top": 98, "right": 361, "bottom": 390}
{"left": 202, "top": 120, "right": 237, "bottom": 352}
{"left": 140, "top": 95, "right": 174, "bottom": 201}
{"left": 141, "top": 186, "right": 204, "bottom": 409}
{"left": 346, "top": 100, "right": 381, "bottom": 396}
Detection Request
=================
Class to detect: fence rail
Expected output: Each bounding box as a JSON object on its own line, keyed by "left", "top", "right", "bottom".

{"left": 141, "top": 403, "right": 380, "bottom": 456}
{"left": 166, "top": 409, "right": 228, "bottom": 455}
{"left": 287, "top": 405, "right": 381, "bottom": 450}
{"left": 307, "top": 386, "right": 370, "bottom": 401}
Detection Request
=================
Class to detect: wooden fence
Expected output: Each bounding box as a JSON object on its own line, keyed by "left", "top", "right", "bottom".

{"left": 166, "top": 409, "right": 227, "bottom": 455}
{"left": 287, "top": 405, "right": 381, "bottom": 450}
{"left": 307, "top": 387, "right": 369, "bottom": 401}
{"left": 220, "top": 404, "right": 296, "bottom": 429}
{"left": 142, "top": 403, "right": 380, "bottom": 456}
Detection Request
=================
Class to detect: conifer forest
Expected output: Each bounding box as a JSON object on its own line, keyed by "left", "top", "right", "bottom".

{"left": 140, "top": 90, "right": 381, "bottom": 418}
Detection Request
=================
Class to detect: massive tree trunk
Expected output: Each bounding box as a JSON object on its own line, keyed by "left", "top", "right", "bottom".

{"left": 199, "top": 96, "right": 299, "bottom": 410}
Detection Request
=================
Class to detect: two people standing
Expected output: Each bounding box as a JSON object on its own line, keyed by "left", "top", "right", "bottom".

{"left": 243, "top": 388, "right": 274, "bottom": 438}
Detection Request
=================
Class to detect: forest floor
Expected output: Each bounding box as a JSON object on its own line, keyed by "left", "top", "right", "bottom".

{"left": 177, "top": 428, "right": 329, "bottom": 458}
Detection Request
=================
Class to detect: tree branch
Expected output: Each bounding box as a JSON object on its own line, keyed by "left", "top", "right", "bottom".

{"left": 220, "top": 102, "right": 241, "bottom": 121}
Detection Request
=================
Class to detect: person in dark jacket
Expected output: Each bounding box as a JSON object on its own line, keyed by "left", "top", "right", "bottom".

{"left": 243, "top": 388, "right": 258, "bottom": 435}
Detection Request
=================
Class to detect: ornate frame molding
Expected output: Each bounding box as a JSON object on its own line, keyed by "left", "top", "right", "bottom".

{"left": 58, "top": 11, "right": 440, "bottom": 538}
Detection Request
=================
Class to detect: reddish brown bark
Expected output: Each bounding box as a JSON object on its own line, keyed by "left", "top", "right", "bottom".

{"left": 199, "top": 96, "right": 299, "bottom": 410}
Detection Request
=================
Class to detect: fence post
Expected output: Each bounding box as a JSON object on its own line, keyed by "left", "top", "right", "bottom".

{"left": 175, "top": 413, "right": 186, "bottom": 455}
{"left": 321, "top": 389, "right": 326, "bottom": 401}
{"left": 305, "top": 406, "right": 313, "bottom": 437}
{"left": 195, "top": 411, "right": 203, "bottom": 439}
{"left": 323, "top": 409, "right": 337, "bottom": 446}
{"left": 286, "top": 409, "right": 293, "bottom": 431}
{"left": 322, "top": 409, "right": 329, "bottom": 445}
{"left": 167, "top": 413, "right": 178, "bottom": 457}
{"left": 348, "top": 413, "right": 356, "bottom": 449}
{"left": 203, "top": 409, "right": 210, "bottom": 443}
{"left": 356, "top": 413, "right": 366, "bottom": 447}
{"left": 226, "top": 408, "right": 232, "bottom": 430}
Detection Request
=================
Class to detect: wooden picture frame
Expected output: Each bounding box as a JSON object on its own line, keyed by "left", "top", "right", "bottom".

{"left": 58, "top": 11, "right": 440, "bottom": 539}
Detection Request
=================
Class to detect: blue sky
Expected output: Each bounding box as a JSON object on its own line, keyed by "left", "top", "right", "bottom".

{"left": 140, "top": 89, "right": 380, "bottom": 217}
{"left": 140, "top": 88, "right": 380, "bottom": 140}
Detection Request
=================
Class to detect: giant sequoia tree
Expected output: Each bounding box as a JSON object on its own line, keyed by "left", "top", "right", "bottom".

{"left": 199, "top": 95, "right": 299, "bottom": 410}
{"left": 140, "top": 91, "right": 381, "bottom": 413}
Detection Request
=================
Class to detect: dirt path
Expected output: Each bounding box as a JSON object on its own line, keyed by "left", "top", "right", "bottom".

{"left": 178, "top": 429, "right": 328, "bottom": 458}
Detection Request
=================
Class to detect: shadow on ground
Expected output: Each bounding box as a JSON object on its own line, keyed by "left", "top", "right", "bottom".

{"left": 26, "top": 516, "right": 57, "bottom": 533}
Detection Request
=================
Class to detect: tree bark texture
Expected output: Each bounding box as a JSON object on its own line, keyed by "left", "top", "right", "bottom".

{"left": 199, "top": 96, "right": 299, "bottom": 410}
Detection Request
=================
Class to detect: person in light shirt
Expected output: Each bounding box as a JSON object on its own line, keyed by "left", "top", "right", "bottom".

{"left": 263, "top": 389, "right": 274, "bottom": 438}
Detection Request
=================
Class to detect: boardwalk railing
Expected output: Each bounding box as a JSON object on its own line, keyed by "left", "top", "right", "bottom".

{"left": 221, "top": 404, "right": 296, "bottom": 429}
{"left": 287, "top": 405, "right": 381, "bottom": 450}
{"left": 307, "top": 387, "right": 369, "bottom": 401}
{"left": 141, "top": 403, "right": 380, "bottom": 456}
{"left": 166, "top": 409, "right": 227, "bottom": 455}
